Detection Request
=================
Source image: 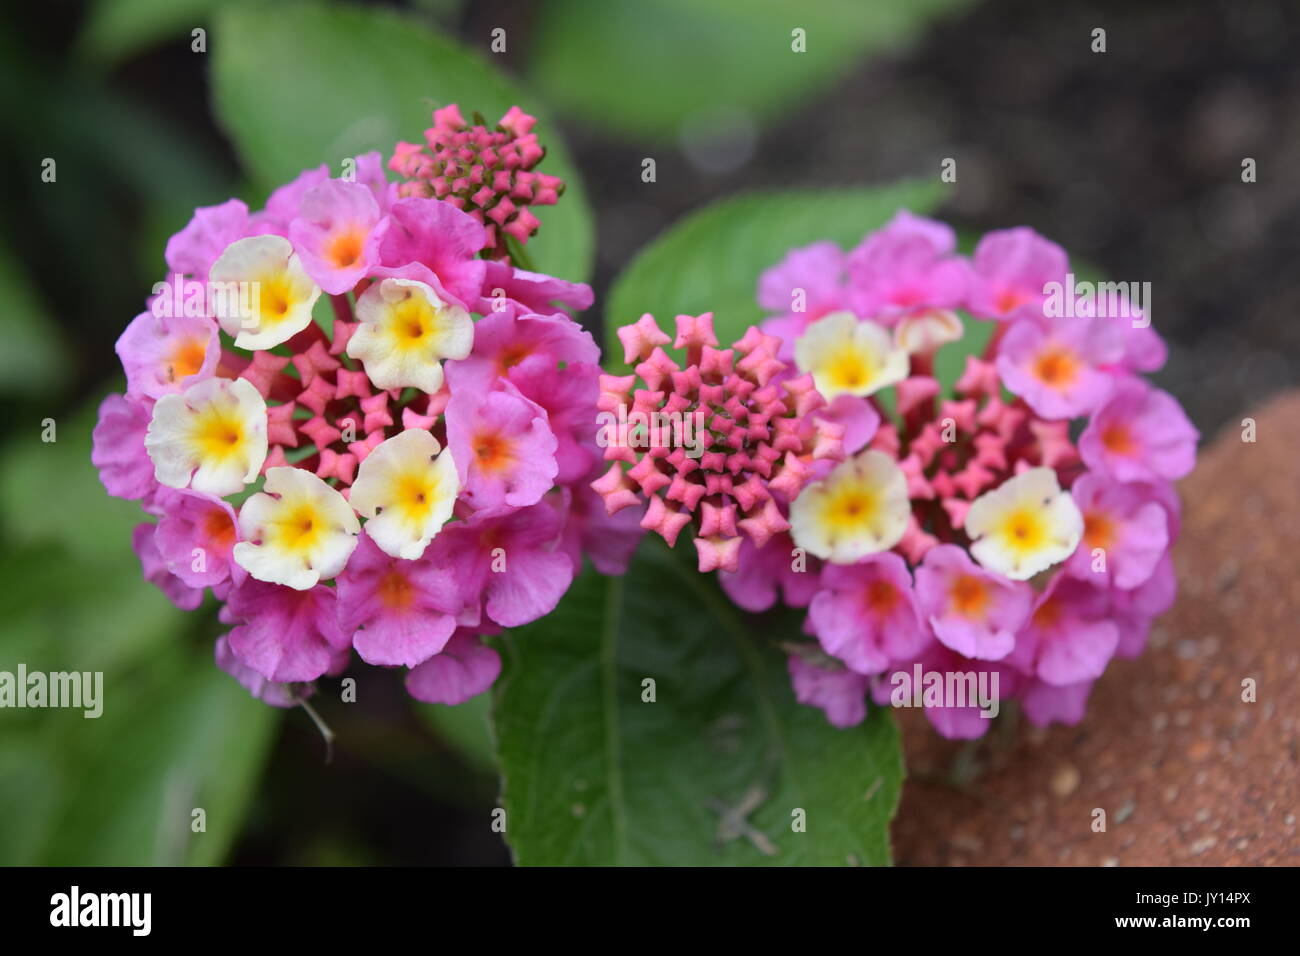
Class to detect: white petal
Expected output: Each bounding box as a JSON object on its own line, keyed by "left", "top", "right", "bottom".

{"left": 350, "top": 429, "right": 459, "bottom": 560}
{"left": 347, "top": 278, "right": 473, "bottom": 392}
{"left": 234, "top": 466, "right": 360, "bottom": 589}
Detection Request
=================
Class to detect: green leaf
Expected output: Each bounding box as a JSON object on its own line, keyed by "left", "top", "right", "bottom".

{"left": 33, "top": 645, "right": 281, "bottom": 867}
{"left": 530, "top": 0, "right": 972, "bottom": 142}
{"left": 0, "top": 385, "right": 149, "bottom": 563}
{"left": 0, "top": 239, "right": 68, "bottom": 395}
{"left": 77, "top": 0, "right": 221, "bottom": 67}
{"left": 211, "top": 0, "right": 594, "bottom": 282}
{"left": 492, "top": 542, "right": 903, "bottom": 865}
{"left": 415, "top": 689, "right": 496, "bottom": 774}
{"left": 605, "top": 180, "right": 943, "bottom": 364}
{"left": 0, "top": 392, "right": 282, "bottom": 865}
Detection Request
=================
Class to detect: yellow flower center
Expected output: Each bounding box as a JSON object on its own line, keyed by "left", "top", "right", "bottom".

{"left": 824, "top": 486, "right": 878, "bottom": 530}
{"left": 194, "top": 409, "right": 246, "bottom": 460}
{"left": 826, "top": 350, "right": 875, "bottom": 392}
{"left": 998, "top": 507, "right": 1047, "bottom": 555}
{"left": 395, "top": 471, "right": 437, "bottom": 522}
{"left": 270, "top": 503, "right": 323, "bottom": 553}
{"left": 391, "top": 296, "right": 437, "bottom": 347}
{"left": 259, "top": 276, "right": 293, "bottom": 323}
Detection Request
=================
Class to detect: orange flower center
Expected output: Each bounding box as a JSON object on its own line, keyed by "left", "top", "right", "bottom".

{"left": 203, "top": 509, "right": 236, "bottom": 550}
{"left": 1101, "top": 423, "right": 1136, "bottom": 456}
{"left": 378, "top": 569, "right": 415, "bottom": 610}
{"left": 167, "top": 338, "right": 207, "bottom": 383}
{"left": 1083, "top": 511, "right": 1115, "bottom": 550}
{"left": 327, "top": 229, "right": 365, "bottom": 269}
{"left": 949, "top": 574, "right": 989, "bottom": 619}
{"left": 865, "top": 579, "right": 900, "bottom": 615}
{"left": 474, "top": 431, "right": 515, "bottom": 474}
{"left": 1033, "top": 346, "right": 1079, "bottom": 387}
{"left": 1032, "top": 596, "right": 1062, "bottom": 630}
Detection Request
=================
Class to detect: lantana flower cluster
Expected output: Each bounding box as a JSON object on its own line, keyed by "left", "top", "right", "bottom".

{"left": 603, "top": 212, "right": 1197, "bottom": 738}
{"left": 94, "top": 106, "right": 639, "bottom": 710}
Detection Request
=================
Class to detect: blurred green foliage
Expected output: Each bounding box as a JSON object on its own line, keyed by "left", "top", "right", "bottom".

{"left": 529, "top": 0, "right": 972, "bottom": 141}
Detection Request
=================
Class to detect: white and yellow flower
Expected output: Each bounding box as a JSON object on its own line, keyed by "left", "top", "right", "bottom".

{"left": 209, "top": 235, "right": 321, "bottom": 350}
{"left": 789, "top": 450, "right": 910, "bottom": 563}
{"left": 794, "top": 311, "right": 909, "bottom": 400}
{"left": 893, "top": 307, "right": 964, "bottom": 355}
{"left": 347, "top": 278, "right": 473, "bottom": 393}
{"left": 965, "top": 467, "right": 1083, "bottom": 581}
{"left": 233, "top": 467, "right": 360, "bottom": 590}
{"left": 349, "top": 429, "right": 459, "bottom": 560}
{"left": 145, "top": 376, "right": 268, "bottom": 496}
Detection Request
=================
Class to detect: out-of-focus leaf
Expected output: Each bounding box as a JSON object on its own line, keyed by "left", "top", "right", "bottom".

{"left": 605, "top": 180, "right": 942, "bottom": 362}
{"left": 529, "top": 0, "right": 972, "bottom": 141}
{"left": 76, "top": 0, "right": 225, "bottom": 67}
{"left": 211, "top": 0, "right": 594, "bottom": 282}
{"left": 415, "top": 689, "right": 496, "bottom": 773}
{"left": 0, "top": 241, "right": 68, "bottom": 395}
{"left": 0, "top": 392, "right": 282, "bottom": 865}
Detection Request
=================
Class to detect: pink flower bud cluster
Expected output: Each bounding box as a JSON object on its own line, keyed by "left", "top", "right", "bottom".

{"left": 593, "top": 313, "right": 845, "bottom": 574}
{"left": 390, "top": 105, "right": 564, "bottom": 258}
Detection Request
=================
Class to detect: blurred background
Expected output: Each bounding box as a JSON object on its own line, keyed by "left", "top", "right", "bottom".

{"left": 1, "top": 0, "right": 1295, "bottom": 865}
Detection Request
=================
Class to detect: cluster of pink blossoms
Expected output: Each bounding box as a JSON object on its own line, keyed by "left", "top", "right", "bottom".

{"left": 605, "top": 211, "right": 1198, "bottom": 739}
{"left": 93, "top": 106, "right": 641, "bottom": 709}
{"left": 389, "top": 105, "right": 564, "bottom": 259}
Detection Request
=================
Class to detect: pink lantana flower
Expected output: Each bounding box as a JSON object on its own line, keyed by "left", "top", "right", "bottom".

{"left": 405, "top": 630, "right": 503, "bottom": 705}
{"left": 446, "top": 382, "right": 558, "bottom": 510}
{"left": 1112, "top": 552, "right": 1177, "bottom": 658}
{"left": 336, "top": 532, "right": 462, "bottom": 667}
{"left": 424, "top": 503, "right": 575, "bottom": 629}
{"left": 719, "top": 533, "right": 821, "bottom": 613}
{"left": 1079, "top": 377, "right": 1199, "bottom": 482}
{"left": 807, "top": 553, "right": 928, "bottom": 675}
{"left": 914, "top": 543, "right": 1033, "bottom": 661}
{"left": 845, "top": 211, "right": 968, "bottom": 323}
{"left": 965, "top": 227, "right": 1068, "bottom": 321}
{"left": 1008, "top": 575, "right": 1120, "bottom": 687}
{"left": 874, "top": 640, "right": 1024, "bottom": 740}
{"left": 116, "top": 310, "right": 219, "bottom": 401}
{"left": 996, "top": 313, "right": 1123, "bottom": 419}
{"left": 224, "top": 579, "right": 350, "bottom": 684}
{"left": 92, "top": 394, "right": 159, "bottom": 502}
{"left": 154, "top": 489, "right": 243, "bottom": 594}
{"left": 165, "top": 198, "right": 251, "bottom": 281}
{"left": 757, "top": 241, "right": 852, "bottom": 359}
{"left": 289, "top": 179, "right": 389, "bottom": 294}
{"left": 1065, "top": 474, "right": 1170, "bottom": 588}
{"left": 787, "top": 653, "right": 869, "bottom": 729}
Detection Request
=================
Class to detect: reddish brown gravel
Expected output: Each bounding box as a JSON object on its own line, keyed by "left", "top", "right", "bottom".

{"left": 891, "top": 391, "right": 1300, "bottom": 866}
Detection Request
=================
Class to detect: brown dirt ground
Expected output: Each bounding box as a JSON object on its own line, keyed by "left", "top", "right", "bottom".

{"left": 891, "top": 391, "right": 1300, "bottom": 866}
